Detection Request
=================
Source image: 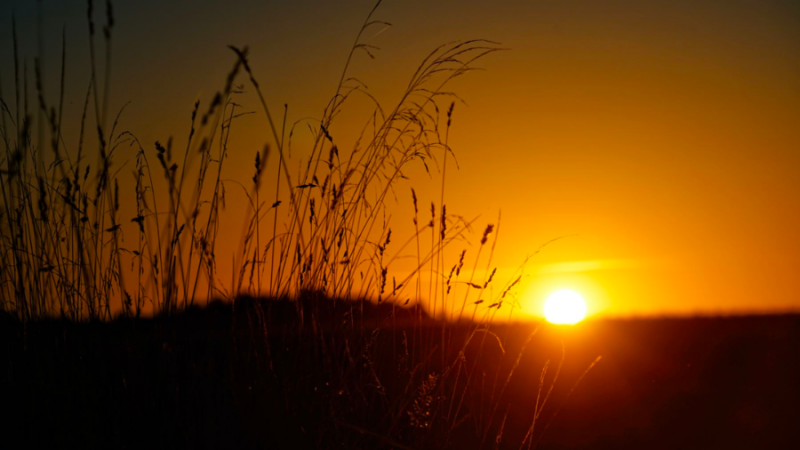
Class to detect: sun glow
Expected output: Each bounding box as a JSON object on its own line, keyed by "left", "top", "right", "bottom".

{"left": 544, "top": 289, "right": 587, "bottom": 324}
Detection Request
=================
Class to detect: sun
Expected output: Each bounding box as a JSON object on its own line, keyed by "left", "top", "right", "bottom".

{"left": 543, "top": 289, "right": 587, "bottom": 324}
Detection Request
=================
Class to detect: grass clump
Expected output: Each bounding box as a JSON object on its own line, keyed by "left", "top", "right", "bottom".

{"left": 0, "top": 1, "right": 597, "bottom": 448}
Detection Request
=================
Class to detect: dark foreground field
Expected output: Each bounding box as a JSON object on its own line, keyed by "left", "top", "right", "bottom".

{"left": 2, "top": 300, "right": 798, "bottom": 449}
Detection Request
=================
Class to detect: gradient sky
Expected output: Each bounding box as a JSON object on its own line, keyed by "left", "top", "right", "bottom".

{"left": 2, "top": 0, "right": 799, "bottom": 317}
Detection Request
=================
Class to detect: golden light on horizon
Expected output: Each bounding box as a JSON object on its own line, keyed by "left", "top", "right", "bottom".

{"left": 543, "top": 289, "right": 587, "bottom": 325}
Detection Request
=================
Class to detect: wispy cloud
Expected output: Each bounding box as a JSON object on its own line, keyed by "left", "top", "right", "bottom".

{"left": 534, "top": 259, "right": 642, "bottom": 275}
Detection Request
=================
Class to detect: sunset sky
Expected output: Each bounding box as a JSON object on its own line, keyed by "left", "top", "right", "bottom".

{"left": 3, "top": 0, "right": 799, "bottom": 317}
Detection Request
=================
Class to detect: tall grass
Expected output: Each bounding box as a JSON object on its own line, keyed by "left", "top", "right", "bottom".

{"left": 0, "top": 1, "right": 599, "bottom": 448}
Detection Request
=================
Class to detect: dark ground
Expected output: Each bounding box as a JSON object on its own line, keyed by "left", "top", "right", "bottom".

{"left": 2, "top": 300, "right": 798, "bottom": 449}
{"left": 528, "top": 314, "right": 800, "bottom": 449}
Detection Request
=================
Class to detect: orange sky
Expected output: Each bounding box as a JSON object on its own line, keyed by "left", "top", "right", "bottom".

{"left": 3, "top": 0, "right": 799, "bottom": 317}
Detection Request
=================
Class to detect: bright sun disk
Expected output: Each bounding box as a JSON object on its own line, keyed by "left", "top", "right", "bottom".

{"left": 544, "top": 289, "right": 587, "bottom": 324}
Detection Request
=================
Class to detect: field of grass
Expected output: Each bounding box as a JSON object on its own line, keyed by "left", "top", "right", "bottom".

{"left": 4, "top": 2, "right": 797, "bottom": 449}
{"left": 0, "top": 1, "right": 585, "bottom": 448}
{"left": 3, "top": 302, "right": 798, "bottom": 449}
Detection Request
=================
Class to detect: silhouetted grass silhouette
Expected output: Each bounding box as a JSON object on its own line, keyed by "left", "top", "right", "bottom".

{"left": 0, "top": 1, "right": 602, "bottom": 448}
